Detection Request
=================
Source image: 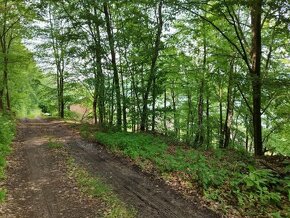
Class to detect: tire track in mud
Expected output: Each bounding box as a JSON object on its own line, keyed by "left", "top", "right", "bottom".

{"left": 0, "top": 119, "right": 102, "bottom": 218}
{"left": 62, "top": 123, "right": 219, "bottom": 218}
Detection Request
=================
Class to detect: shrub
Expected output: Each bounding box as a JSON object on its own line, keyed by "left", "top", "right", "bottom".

{"left": 0, "top": 113, "right": 15, "bottom": 201}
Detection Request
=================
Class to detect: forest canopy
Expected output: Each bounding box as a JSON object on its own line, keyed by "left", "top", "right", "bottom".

{"left": 0, "top": 0, "right": 289, "bottom": 157}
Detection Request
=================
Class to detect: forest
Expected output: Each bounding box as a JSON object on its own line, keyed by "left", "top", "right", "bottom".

{"left": 0, "top": 0, "right": 289, "bottom": 217}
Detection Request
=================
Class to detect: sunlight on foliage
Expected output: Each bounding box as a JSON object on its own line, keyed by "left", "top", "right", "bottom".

{"left": 94, "top": 130, "right": 290, "bottom": 217}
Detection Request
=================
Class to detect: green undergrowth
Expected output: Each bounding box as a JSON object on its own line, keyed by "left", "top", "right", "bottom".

{"left": 92, "top": 130, "right": 290, "bottom": 218}
{"left": 67, "top": 158, "right": 136, "bottom": 218}
{"left": 47, "top": 138, "right": 64, "bottom": 149}
{"left": 0, "top": 113, "right": 16, "bottom": 202}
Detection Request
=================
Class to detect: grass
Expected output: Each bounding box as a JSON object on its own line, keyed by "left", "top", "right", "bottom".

{"left": 47, "top": 138, "right": 64, "bottom": 149}
{"left": 0, "top": 113, "right": 15, "bottom": 202}
{"left": 91, "top": 130, "right": 290, "bottom": 218}
{"left": 67, "top": 158, "right": 136, "bottom": 218}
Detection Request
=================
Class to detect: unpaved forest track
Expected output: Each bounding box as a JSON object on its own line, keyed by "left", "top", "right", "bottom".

{"left": 0, "top": 119, "right": 219, "bottom": 218}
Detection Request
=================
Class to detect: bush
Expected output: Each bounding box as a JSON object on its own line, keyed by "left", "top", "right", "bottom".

{"left": 93, "top": 130, "right": 289, "bottom": 217}
{"left": 0, "top": 113, "right": 15, "bottom": 201}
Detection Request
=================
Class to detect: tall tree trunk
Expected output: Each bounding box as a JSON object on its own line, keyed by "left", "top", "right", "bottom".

{"left": 194, "top": 80, "right": 204, "bottom": 146}
{"left": 96, "top": 24, "right": 105, "bottom": 124}
{"left": 171, "top": 87, "right": 179, "bottom": 138}
{"left": 250, "top": 0, "right": 263, "bottom": 156}
{"left": 93, "top": 68, "right": 98, "bottom": 124}
{"left": 222, "top": 63, "right": 235, "bottom": 148}
{"left": 0, "top": 0, "right": 7, "bottom": 112}
{"left": 140, "top": 0, "right": 163, "bottom": 131}
{"left": 194, "top": 34, "right": 207, "bottom": 146}
{"left": 163, "top": 90, "right": 167, "bottom": 133}
{"left": 152, "top": 76, "right": 157, "bottom": 131}
{"left": 186, "top": 90, "right": 194, "bottom": 143}
{"left": 93, "top": 97, "right": 97, "bottom": 124}
{"left": 48, "top": 4, "right": 65, "bottom": 119}
{"left": 6, "top": 81, "right": 10, "bottom": 111}
{"left": 3, "top": 55, "right": 9, "bottom": 111}
{"left": 218, "top": 71, "right": 224, "bottom": 148}
{"left": 109, "top": 80, "right": 114, "bottom": 125}
{"left": 59, "top": 71, "right": 64, "bottom": 118}
{"left": 104, "top": 2, "right": 122, "bottom": 129}
{"left": 120, "top": 70, "right": 127, "bottom": 131}
{"left": 131, "top": 84, "right": 136, "bottom": 132}
{"left": 206, "top": 95, "right": 210, "bottom": 148}
{"left": 0, "top": 90, "right": 3, "bottom": 112}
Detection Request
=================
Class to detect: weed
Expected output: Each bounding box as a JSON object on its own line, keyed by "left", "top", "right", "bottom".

{"left": 0, "top": 188, "right": 6, "bottom": 202}
{"left": 89, "top": 130, "right": 290, "bottom": 217}
{"left": 0, "top": 114, "right": 15, "bottom": 203}
{"left": 47, "top": 138, "right": 63, "bottom": 149}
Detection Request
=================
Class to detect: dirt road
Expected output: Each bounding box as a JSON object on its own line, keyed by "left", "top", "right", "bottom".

{"left": 0, "top": 119, "right": 219, "bottom": 218}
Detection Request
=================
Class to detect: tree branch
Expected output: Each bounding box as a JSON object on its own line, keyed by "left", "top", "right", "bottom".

{"left": 237, "top": 83, "right": 253, "bottom": 114}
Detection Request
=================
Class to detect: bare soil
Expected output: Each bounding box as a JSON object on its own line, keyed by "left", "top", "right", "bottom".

{"left": 0, "top": 119, "right": 219, "bottom": 218}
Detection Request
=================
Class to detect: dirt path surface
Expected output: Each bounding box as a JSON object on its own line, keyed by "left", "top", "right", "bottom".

{"left": 0, "top": 119, "right": 102, "bottom": 218}
{"left": 0, "top": 119, "right": 219, "bottom": 218}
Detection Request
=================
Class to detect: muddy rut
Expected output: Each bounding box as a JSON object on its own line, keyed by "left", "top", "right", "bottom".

{"left": 0, "top": 119, "right": 219, "bottom": 218}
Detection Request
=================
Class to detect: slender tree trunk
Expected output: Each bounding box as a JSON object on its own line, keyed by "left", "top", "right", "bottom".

{"left": 96, "top": 25, "right": 105, "bottom": 124}
{"left": 109, "top": 80, "right": 114, "bottom": 125}
{"left": 250, "top": 0, "right": 263, "bottom": 156}
{"left": 222, "top": 63, "right": 235, "bottom": 148}
{"left": 48, "top": 5, "right": 65, "bottom": 119}
{"left": 93, "top": 69, "right": 98, "bottom": 124}
{"left": 206, "top": 95, "right": 210, "bottom": 148}
{"left": 163, "top": 90, "right": 167, "bottom": 133}
{"left": 186, "top": 92, "right": 191, "bottom": 142}
{"left": 104, "top": 2, "right": 122, "bottom": 129}
{"left": 194, "top": 80, "right": 204, "bottom": 146}
{"left": 152, "top": 76, "right": 157, "bottom": 131}
{"left": 0, "top": 90, "right": 3, "bottom": 111}
{"left": 6, "top": 81, "right": 10, "bottom": 111}
{"left": 171, "top": 86, "right": 179, "bottom": 138}
{"left": 93, "top": 97, "right": 97, "bottom": 124}
{"left": 3, "top": 55, "right": 9, "bottom": 111}
{"left": 120, "top": 70, "right": 127, "bottom": 131}
{"left": 131, "top": 84, "right": 136, "bottom": 132}
{"left": 194, "top": 35, "right": 207, "bottom": 146}
{"left": 187, "top": 90, "right": 194, "bottom": 143}
{"left": 218, "top": 72, "right": 223, "bottom": 148}
{"left": 60, "top": 71, "right": 64, "bottom": 118}
{"left": 140, "top": 0, "right": 163, "bottom": 131}
{"left": 246, "top": 128, "right": 249, "bottom": 152}
{"left": 0, "top": 0, "right": 7, "bottom": 112}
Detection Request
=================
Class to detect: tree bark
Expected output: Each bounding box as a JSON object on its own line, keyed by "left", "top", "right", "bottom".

{"left": 152, "top": 76, "right": 157, "bottom": 131}
{"left": 120, "top": 70, "right": 127, "bottom": 131}
{"left": 219, "top": 87, "right": 223, "bottom": 148}
{"left": 206, "top": 95, "right": 210, "bottom": 148}
{"left": 140, "top": 0, "right": 163, "bottom": 131}
{"left": 171, "top": 86, "right": 179, "bottom": 138}
{"left": 250, "top": 0, "right": 263, "bottom": 156}
{"left": 194, "top": 80, "right": 204, "bottom": 146}
{"left": 163, "top": 90, "right": 167, "bottom": 133}
{"left": 222, "top": 62, "right": 235, "bottom": 148}
{"left": 104, "top": 2, "right": 122, "bottom": 129}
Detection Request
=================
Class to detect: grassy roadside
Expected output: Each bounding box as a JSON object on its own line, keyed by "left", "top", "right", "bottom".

{"left": 47, "top": 141, "right": 136, "bottom": 218}
{"left": 66, "top": 157, "right": 136, "bottom": 218}
{"left": 0, "top": 114, "right": 15, "bottom": 202}
{"left": 78, "top": 124, "right": 290, "bottom": 218}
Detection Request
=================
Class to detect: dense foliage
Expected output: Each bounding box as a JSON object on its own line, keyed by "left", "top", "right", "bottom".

{"left": 24, "top": 0, "right": 289, "bottom": 157}
{"left": 0, "top": 0, "right": 289, "bottom": 216}
{"left": 92, "top": 129, "right": 290, "bottom": 217}
{"left": 0, "top": 114, "right": 15, "bottom": 201}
